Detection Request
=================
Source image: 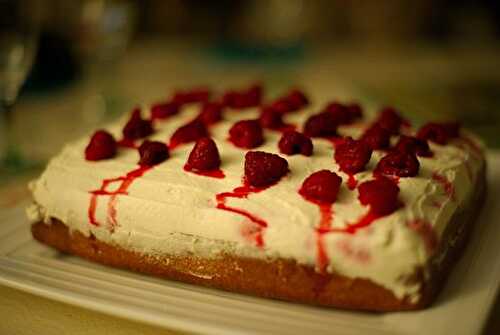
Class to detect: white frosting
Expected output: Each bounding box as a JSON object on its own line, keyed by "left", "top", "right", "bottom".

{"left": 28, "top": 100, "right": 485, "bottom": 300}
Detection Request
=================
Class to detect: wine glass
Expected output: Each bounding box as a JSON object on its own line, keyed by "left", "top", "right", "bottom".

{"left": 0, "top": 0, "right": 40, "bottom": 173}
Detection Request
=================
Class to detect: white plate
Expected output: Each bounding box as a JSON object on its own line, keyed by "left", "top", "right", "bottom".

{"left": 1, "top": 153, "right": 500, "bottom": 335}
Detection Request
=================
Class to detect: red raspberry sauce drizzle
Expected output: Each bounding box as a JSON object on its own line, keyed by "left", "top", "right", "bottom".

{"left": 215, "top": 182, "right": 269, "bottom": 247}
{"left": 302, "top": 194, "right": 390, "bottom": 273}
{"left": 455, "top": 135, "right": 482, "bottom": 182}
{"left": 432, "top": 173, "right": 455, "bottom": 201}
{"left": 346, "top": 174, "right": 358, "bottom": 190}
{"left": 89, "top": 96, "right": 225, "bottom": 225}
{"left": 315, "top": 202, "right": 334, "bottom": 273}
{"left": 459, "top": 135, "right": 483, "bottom": 158}
{"left": 88, "top": 165, "right": 152, "bottom": 228}
{"left": 168, "top": 138, "right": 183, "bottom": 151}
{"left": 117, "top": 138, "right": 139, "bottom": 149}
{"left": 336, "top": 210, "right": 383, "bottom": 234}
{"left": 407, "top": 219, "right": 438, "bottom": 255}
{"left": 183, "top": 165, "right": 225, "bottom": 179}
{"left": 431, "top": 200, "right": 442, "bottom": 209}
{"left": 298, "top": 190, "right": 335, "bottom": 273}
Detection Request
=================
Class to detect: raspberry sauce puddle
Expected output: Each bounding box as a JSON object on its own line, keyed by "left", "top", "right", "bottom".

{"left": 215, "top": 182, "right": 269, "bottom": 247}
{"left": 117, "top": 138, "right": 139, "bottom": 149}
{"left": 183, "top": 165, "right": 225, "bottom": 179}
{"left": 88, "top": 165, "right": 152, "bottom": 228}
{"left": 167, "top": 139, "right": 183, "bottom": 151}
{"left": 346, "top": 174, "right": 358, "bottom": 190}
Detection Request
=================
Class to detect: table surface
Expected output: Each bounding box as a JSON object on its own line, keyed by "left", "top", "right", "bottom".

{"left": 1, "top": 39, "right": 499, "bottom": 334}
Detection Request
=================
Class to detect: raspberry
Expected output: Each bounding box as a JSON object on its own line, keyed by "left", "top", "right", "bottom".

{"left": 150, "top": 102, "right": 179, "bottom": 120}
{"left": 358, "top": 177, "right": 400, "bottom": 215}
{"left": 303, "top": 111, "right": 338, "bottom": 137}
{"left": 170, "top": 119, "right": 208, "bottom": 148}
{"left": 267, "top": 89, "right": 309, "bottom": 114}
{"left": 222, "top": 84, "right": 263, "bottom": 109}
{"left": 323, "top": 102, "right": 351, "bottom": 124}
{"left": 375, "top": 107, "right": 404, "bottom": 134}
{"left": 375, "top": 151, "right": 420, "bottom": 177}
{"left": 246, "top": 83, "right": 263, "bottom": 104}
{"left": 138, "top": 140, "right": 169, "bottom": 166}
{"left": 229, "top": 119, "right": 264, "bottom": 149}
{"left": 259, "top": 106, "right": 285, "bottom": 129}
{"left": 286, "top": 89, "right": 309, "bottom": 111}
{"left": 395, "top": 135, "right": 432, "bottom": 157}
{"left": 269, "top": 98, "right": 292, "bottom": 114}
{"left": 334, "top": 137, "right": 372, "bottom": 174}
{"left": 221, "top": 91, "right": 240, "bottom": 108}
{"left": 244, "top": 151, "right": 288, "bottom": 187}
{"left": 361, "top": 124, "right": 391, "bottom": 150}
{"left": 278, "top": 130, "right": 313, "bottom": 156}
{"left": 85, "top": 130, "right": 117, "bottom": 161}
{"left": 299, "top": 170, "right": 342, "bottom": 204}
{"left": 172, "top": 88, "right": 211, "bottom": 105}
{"left": 443, "top": 122, "right": 460, "bottom": 137}
{"left": 185, "top": 137, "right": 221, "bottom": 171}
{"left": 122, "top": 108, "right": 154, "bottom": 140}
{"left": 323, "top": 102, "right": 363, "bottom": 125}
{"left": 347, "top": 103, "right": 363, "bottom": 119}
{"left": 417, "top": 122, "right": 460, "bottom": 145}
{"left": 196, "top": 102, "right": 223, "bottom": 126}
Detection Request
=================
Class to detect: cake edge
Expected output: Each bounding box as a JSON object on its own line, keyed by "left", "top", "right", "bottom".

{"left": 29, "top": 163, "right": 485, "bottom": 313}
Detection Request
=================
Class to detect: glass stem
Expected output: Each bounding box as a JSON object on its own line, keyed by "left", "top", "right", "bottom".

{"left": 0, "top": 100, "right": 14, "bottom": 163}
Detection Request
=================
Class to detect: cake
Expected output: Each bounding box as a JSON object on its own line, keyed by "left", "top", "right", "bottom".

{"left": 27, "top": 84, "right": 486, "bottom": 312}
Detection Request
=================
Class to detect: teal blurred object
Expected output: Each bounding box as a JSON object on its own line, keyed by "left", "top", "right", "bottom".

{"left": 207, "top": 0, "right": 309, "bottom": 65}
{"left": 209, "top": 39, "right": 305, "bottom": 64}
